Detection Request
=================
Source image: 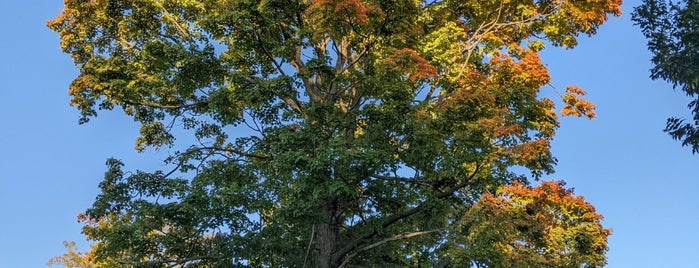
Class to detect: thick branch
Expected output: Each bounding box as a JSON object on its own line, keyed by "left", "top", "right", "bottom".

{"left": 156, "top": 3, "right": 192, "bottom": 41}
{"left": 337, "top": 229, "right": 444, "bottom": 268}
{"left": 333, "top": 163, "right": 482, "bottom": 265}
{"left": 420, "top": 84, "right": 438, "bottom": 106}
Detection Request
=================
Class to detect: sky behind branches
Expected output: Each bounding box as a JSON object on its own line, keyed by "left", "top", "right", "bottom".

{"left": 0, "top": 1, "right": 696, "bottom": 267}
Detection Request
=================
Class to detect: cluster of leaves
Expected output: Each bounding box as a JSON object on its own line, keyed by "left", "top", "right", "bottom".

{"left": 48, "top": 0, "right": 620, "bottom": 267}
{"left": 633, "top": 0, "right": 699, "bottom": 152}
{"left": 453, "top": 181, "right": 610, "bottom": 268}
{"left": 48, "top": 241, "right": 100, "bottom": 268}
{"left": 562, "top": 86, "right": 596, "bottom": 119}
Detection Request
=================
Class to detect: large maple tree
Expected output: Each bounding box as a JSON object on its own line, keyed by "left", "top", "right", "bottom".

{"left": 49, "top": 0, "right": 620, "bottom": 267}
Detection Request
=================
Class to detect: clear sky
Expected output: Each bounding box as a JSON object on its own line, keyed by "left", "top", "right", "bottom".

{"left": 0, "top": 1, "right": 696, "bottom": 267}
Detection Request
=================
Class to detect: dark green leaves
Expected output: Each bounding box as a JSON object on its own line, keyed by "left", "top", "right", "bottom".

{"left": 634, "top": 0, "right": 699, "bottom": 153}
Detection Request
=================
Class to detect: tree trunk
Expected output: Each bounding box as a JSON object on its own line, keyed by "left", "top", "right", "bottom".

{"left": 314, "top": 198, "right": 339, "bottom": 268}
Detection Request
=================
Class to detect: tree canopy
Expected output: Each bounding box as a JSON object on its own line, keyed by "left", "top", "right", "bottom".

{"left": 633, "top": 0, "right": 699, "bottom": 153}
{"left": 48, "top": 0, "right": 620, "bottom": 267}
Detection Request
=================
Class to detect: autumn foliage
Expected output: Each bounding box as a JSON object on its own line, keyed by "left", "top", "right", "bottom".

{"left": 562, "top": 86, "right": 597, "bottom": 119}
{"left": 454, "top": 181, "right": 611, "bottom": 267}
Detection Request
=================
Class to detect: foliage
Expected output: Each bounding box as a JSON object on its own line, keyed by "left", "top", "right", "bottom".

{"left": 47, "top": 241, "right": 92, "bottom": 268}
{"left": 48, "top": 0, "right": 620, "bottom": 267}
{"left": 633, "top": 0, "right": 699, "bottom": 153}
{"left": 47, "top": 241, "right": 118, "bottom": 268}
{"left": 453, "top": 181, "right": 610, "bottom": 268}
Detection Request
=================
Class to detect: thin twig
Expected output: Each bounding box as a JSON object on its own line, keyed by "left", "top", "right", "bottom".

{"left": 302, "top": 225, "right": 315, "bottom": 268}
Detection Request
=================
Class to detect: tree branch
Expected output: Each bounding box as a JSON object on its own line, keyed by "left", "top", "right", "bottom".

{"left": 288, "top": 35, "right": 324, "bottom": 103}
{"left": 370, "top": 174, "right": 430, "bottom": 187}
{"left": 333, "top": 163, "right": 482, "bottom": 265}
{"left": 122, "top": 99, "right": 208, "bottom": 110}
{"left": 196, "top": 146, "right": 272, "bottom": 160}
{"left": 118, "top": 255, "right": 217, "bottom": 267}
{"left": 337, "top": 229, "right": 444, "bottom": 268}
{"left": 302, "top": 225, "right": 315, "bottom": 268}
{"left": 253, "top": 31, "right": 305, "bottom": 114}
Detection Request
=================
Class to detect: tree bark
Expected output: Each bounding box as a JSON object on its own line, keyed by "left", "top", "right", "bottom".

{"left": 315, "top": 197, "right": 339, "bottom": 268}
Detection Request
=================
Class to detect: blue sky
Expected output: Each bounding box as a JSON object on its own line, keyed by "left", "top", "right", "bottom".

{"left": 0, "top": 1, "right": 696, "bottom": 267}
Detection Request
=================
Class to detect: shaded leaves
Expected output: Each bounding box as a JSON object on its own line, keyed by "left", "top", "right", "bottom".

{"left": 633, "top": 0, "right": 699, "bottom": 152}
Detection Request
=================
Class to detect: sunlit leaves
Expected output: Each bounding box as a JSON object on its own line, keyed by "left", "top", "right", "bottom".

{"left": 420, "top": 21, "right": 467, "bottom": 68}
{"left": 562, "top": 86, "right": 597, "bottom": 119}
{"left": 47, "top": 241, "right": 119, "bottom": 268}
{"left": 382, "top": 48, "right": 438, "bottom": 82}
{"left": 136, "top": 121, "right": 174, "bottom": 152}
{"left": 453, "top": 181, "right": 611, "bottom": 268}
{"left": 310, "top": 0, "right": 372, "bottom": 25}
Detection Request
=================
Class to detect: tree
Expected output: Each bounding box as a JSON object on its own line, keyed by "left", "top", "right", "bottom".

{"left": 633, "top": 0, "right": 699, "bottom": 153}
{"left": 48, "top": 0, "right": 620, "bottom": 267}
